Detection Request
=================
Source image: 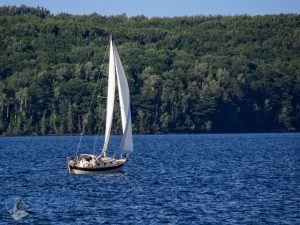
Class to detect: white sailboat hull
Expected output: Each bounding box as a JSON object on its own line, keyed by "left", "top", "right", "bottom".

{"left": 69, "top": 165, "right": 124, "bottom": 175}
{"left": 67, "top": 156, "right": 127, "bottom": 175}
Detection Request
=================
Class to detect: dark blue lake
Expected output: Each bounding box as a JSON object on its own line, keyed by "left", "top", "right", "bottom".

{"left": 0, "top": 134, "right": 299, "bottom": 224}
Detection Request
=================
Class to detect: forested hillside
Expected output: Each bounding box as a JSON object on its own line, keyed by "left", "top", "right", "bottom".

{"left": 0, "top": 6, "right": 299, "bottom": 135}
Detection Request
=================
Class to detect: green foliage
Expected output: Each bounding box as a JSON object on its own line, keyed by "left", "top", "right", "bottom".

{"left": 0, "top": 6, "right": 299, "bottom": 135}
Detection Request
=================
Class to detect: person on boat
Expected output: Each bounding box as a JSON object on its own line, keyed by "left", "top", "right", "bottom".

{"left": 80, "top": 158, "right": 90, "bottom": 167}
{"left": 67, "top": 157, "right": 75, "bottom": 167}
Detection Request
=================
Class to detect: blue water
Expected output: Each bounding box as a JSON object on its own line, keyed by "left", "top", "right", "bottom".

{"left": 0, "top": 134, "right": 299, "bottom": 224}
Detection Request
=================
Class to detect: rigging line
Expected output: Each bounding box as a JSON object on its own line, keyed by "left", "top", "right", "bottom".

{"left": 92, "top": 116, "right": 100, "bottom": 154}
{"left": 92, "top": 90, "right": 106, "bottom": 154}
{"left": 91, "top": 71, "right": 107, "bottom": 154}
{"left": 93, "top": 107, "right": 106, "bottom": 154}
{"left": 75, "top": 42, "right": 109, "bottom": 157}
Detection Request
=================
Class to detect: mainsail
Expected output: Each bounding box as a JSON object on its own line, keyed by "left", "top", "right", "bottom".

{"left": 101, "top": 37, "right": 133, "bottom": 156}
{"left": 102, "top": 38, "right": 116, "bottom": 156}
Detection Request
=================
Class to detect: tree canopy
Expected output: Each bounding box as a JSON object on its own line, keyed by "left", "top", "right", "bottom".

{"left": 0, "top": 5, "right": 299, "bottom": 135}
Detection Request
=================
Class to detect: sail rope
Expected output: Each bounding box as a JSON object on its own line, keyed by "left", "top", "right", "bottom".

{"left": 75, "top": 42, "right": 109, "bottom": 157}
{"left": 92, "top": 104, "right": 106, "bottom": 153}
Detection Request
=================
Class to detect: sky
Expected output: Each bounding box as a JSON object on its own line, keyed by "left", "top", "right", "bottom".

{"left": 0, "top": 0, "right": 299, "bottom": 17}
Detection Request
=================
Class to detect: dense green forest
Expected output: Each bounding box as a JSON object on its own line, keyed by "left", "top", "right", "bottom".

{"left": 0, "top": 5, "right": 299, "bottom": 135}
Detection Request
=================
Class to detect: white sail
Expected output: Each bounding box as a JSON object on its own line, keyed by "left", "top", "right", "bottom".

{"left": 114, "top": 44, "right": 133, "bottom": 152}
{"left": 102, "top": 38, "right": 116, "bottom": 156}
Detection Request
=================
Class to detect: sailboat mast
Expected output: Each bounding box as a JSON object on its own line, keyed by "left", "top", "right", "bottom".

{"left": 101, "top": 36, "right": 116, "bottom": 157}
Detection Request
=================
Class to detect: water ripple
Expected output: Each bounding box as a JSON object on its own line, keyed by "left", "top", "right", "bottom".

{"left": 0, "top": 134, "right": 299, "bottom": 224}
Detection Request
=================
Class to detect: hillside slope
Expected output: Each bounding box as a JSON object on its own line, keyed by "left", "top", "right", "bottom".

{"left": 0, "top": 6, "right": 299, "bottom": 135}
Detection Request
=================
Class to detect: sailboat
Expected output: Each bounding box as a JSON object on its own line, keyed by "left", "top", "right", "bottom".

{"left": 67, "top": 36, "right": 133, "bottom": 174}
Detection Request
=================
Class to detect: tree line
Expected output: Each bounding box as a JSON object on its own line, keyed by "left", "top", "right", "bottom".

{"left": 0, "top": 5, "right": 299, "bottom": 135}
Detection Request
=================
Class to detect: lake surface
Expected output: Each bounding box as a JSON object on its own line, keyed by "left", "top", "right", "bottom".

{"left": 0, "top": 134, "right": 299, "bottom": 224}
